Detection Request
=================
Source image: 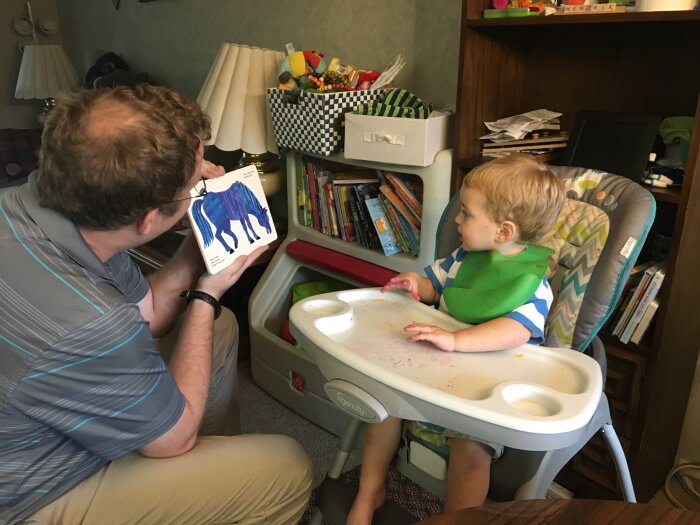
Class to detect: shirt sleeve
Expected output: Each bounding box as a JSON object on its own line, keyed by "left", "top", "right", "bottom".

{"left": 424, "top": 247, "right": 466, "bottom": 297}
{"left": 13, "top": 304, "right": 185, "bottom": 460}
{"left": 503, "top": 277, "right": 554, "bottom": 345}
{"left": 106, "top": 251, "right": 150, "bottom": 304}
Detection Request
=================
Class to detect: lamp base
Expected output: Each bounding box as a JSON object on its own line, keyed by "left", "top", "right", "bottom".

{"left": 37, "top": 98, "right": 56, "bottom": 125}
{"left": 237, "top": 151, "right": 283, "bottom": 197}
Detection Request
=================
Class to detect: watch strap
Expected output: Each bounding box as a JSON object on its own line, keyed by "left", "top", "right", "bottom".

{"left": 180, "top": 290, "right": 222, "bottom": 319}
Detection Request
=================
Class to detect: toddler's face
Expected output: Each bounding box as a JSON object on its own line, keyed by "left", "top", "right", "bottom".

{"left": 455, "top": 186, "right": 501, "bottom": 252}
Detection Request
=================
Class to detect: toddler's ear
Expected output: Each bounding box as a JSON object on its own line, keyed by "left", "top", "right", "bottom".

{"left": 497, "top": 220, "right": 519, "bottom": 243}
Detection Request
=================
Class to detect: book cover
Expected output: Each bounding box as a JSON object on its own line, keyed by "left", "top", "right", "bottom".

{"left": 365, "top": 197, "right": 401, "bottom": 256}
{"left": 347, "top": 187, "right": 368, "bottom": 248}
{"left": 354, "top": 183, "right": 382, "bottom": 250}
{"left": 187, "top": 165, "right": 277, "bottom": 275}
{"left": 620, "top": 263, "right": 666, "bottom": 343}
{"left": 379, "top": 194, "right": 411, "bottom": 255}
{"left": 630, "top": 299, "right": 660, "bottom": 345}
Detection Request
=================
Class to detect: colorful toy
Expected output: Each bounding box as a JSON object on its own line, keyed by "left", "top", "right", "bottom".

{"left": 277, "top": 50, "right": 327, "bottom": 90}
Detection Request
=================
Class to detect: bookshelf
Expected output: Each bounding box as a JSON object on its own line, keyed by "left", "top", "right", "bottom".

{"left": 285, "top": 149, "right": 453, "bottom": 274}
{"left": 454, "top": 0, "right": 700, "bottom": 501}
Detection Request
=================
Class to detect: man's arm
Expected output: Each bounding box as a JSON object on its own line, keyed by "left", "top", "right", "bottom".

{"left": 138, "top": 246, "right": 268, "bottom": 457}
{"left": 138, "top": 297, "right": 214, "bottom": 457}
{"left": 139, "top": 233, "right": 205, "bottom": 337}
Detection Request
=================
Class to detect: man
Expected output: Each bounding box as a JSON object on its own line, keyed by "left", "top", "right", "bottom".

{"left": 0, "top": 85, "right": 312, "bottom": 525}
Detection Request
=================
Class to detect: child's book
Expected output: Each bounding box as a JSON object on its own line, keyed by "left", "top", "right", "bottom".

{"left": 620, "top": 262, "right": 666, "bottom": 344}
{"left": 630, "top": 298, "right": 660, "bottom": 345}
{"left": 365, "top": 197, "right": 401, "bottom": 256}
{"left": 187, "top": 165, "right": 277, "bottom": 274}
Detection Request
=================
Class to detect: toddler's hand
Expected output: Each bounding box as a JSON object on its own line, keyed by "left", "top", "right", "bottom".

{"left": 404, "top": 323, "right": 455, "bottom": 352}
{"left": 381, "top": 273, "right": 420, "bottom": 301}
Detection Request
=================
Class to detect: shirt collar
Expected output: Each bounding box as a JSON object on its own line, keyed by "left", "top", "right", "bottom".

{"left": 21, "top": 172, "right": 112, "bottom": 279}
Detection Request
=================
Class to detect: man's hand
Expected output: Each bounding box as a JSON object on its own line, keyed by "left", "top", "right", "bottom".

{"left": 200, "top": 159, "right": 225, "bottom": 180}
{"left": 404, "top": 323, "right": 456, "bottom": 352}
{"left": 195, "top": 245, "right": 269, "bottom": 300}
{"left": 381, "top": 272, "right": 422, "bottom": 301}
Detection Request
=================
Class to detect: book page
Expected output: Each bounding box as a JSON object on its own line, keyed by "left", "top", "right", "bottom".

{"left": 187, "top": 165, "right": 277, "bottom": 274}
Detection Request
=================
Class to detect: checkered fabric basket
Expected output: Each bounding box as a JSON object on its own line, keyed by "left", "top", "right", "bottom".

{"left": 267, "top": 88, "right": 382, "bottom": 156}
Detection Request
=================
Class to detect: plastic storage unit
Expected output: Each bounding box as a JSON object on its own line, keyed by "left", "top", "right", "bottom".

{"left": 249, "top": 149, "right": 453, "bottom": 435}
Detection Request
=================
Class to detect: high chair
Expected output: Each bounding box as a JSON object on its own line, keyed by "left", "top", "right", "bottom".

{"left": 290, "top": 166, "right": 656, "bottom": 525}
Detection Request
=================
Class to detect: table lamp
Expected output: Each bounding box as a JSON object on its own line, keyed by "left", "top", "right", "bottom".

{"left": 15, "top": 44, "right": 80, "bottom": 122}
{"left": 197, "top": 43, "right": 285, "bottom": 197}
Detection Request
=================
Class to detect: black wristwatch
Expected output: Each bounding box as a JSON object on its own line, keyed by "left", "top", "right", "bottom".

{"left": 180, "top": 290, "right": 222, "bottom": 319}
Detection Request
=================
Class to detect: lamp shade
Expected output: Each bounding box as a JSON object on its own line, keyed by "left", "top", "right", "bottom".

{"left": 197, "top": 43, "right": 284, "bottom": 154}
{"left": 15, "top": 44, "right": 79, "bottom": 100}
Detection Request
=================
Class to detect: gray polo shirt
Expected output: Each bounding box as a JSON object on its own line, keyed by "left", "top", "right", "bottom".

{"left": 0, "top": 175, "right": 185, "bottom": 524}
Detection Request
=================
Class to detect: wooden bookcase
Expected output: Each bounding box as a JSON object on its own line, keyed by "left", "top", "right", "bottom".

{"left": 454, "top": 1, "right": 700, "bottom": 501}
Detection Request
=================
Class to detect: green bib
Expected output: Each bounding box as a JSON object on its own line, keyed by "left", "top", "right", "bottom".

{"left": 442, "top": 244, "right": 553, "bottom": 324}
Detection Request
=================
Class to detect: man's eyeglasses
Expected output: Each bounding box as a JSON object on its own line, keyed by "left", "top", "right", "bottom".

{"left": 165, "top": 178, "right": 208, "bottom": 204}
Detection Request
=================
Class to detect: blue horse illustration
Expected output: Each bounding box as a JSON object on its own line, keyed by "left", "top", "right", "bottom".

{"left": 190, "top": 181, "right": 272, "bottom": 254}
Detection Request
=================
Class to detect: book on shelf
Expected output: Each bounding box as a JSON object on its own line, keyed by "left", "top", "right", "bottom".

{"left": 481, "top": 132, "right": 568, "bottom": 160}
{"left": 187, "top": 165, "right": 277, "bottom": 275}
{"left": 607, "top": 260, "right": 656, "bottom": 329}
{"left": 379, "top": 194, "right": 413, "bottom": 256}
{"left": 379, "top": 184, "right": 421, "bottom": 229}
{"left": 630, "top": 298, "right": 660, "bottom": 346}
{"left": 619, "top": 262, "right": 667, "bottom": 344}
{"left": 365, "top": 197, "right": 402, "bottom": 256}
{"left": 383, "top": 172, "right": 423, "bottom": 221}
{"left": 613, "top": 260, "right": 666, "bottom": 341}
{"left": 353, "top": 184, "right": 383, "bottom": 250}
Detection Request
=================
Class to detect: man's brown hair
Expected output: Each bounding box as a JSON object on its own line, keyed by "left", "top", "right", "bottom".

{"left": 463, "top": 154, "right": 565, "bottom": 243}
{"left": 38, "top": 84, "right": 210, "bottom": 229}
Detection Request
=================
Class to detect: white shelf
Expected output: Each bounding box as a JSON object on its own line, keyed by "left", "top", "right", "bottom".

{"left": 285, "top": 149, "right": 453, "bottom": 274}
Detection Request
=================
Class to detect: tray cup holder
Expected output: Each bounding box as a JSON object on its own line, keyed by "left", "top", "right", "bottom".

{"left": 303, "top": 298, "right": 354, "bottom": 335}
{"left": 501, "top": 384, "right": 563, "bottom": 418}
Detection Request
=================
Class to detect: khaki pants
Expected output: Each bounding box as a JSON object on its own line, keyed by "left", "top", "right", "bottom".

{"left": 28, "top": 308, "right": 313, "bottom": 525}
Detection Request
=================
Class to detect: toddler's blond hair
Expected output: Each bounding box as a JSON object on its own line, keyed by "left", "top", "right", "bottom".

{"left": 463, "top": 154, "right": 565, "bottom": 243}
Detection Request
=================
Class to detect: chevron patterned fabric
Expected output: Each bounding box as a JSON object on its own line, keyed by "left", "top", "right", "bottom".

{"left": 541, "top": 197, "right": 609, "bottom": 348}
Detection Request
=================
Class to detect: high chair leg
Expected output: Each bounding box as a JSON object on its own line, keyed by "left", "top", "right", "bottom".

{"left": 601, "top": 423, "right": 636, "bottom": 503}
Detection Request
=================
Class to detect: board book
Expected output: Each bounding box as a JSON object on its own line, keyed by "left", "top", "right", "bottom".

{"left": 187, "top": 165, "right": 277, "bottom": 274}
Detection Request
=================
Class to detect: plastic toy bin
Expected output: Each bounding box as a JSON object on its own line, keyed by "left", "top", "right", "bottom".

{"left": 249, "top": 239, "right": 394, "bottom": 435}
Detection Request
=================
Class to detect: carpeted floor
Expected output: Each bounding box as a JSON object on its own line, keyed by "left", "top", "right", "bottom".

{"left": 237, "top": 359, "right": 445, "bottom": 523}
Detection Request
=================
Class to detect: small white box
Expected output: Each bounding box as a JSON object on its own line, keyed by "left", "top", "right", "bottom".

{"left": 344, "top": 111, "right": 453, "bottom": 167}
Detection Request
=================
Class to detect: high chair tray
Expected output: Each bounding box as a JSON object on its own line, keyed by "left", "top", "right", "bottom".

{"left": 289, "top": 288, "right": 603, "bottom": 451}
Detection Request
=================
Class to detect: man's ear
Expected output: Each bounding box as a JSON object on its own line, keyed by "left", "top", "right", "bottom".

{"left": 497, "top": 220, "right": 518, "bottom": 243}
{"left": 136, "top": 209, "right": 160, "bottom": 236}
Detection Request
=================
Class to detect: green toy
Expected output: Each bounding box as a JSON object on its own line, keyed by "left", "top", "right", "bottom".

{"left": 442, "top": 244, "right": 553, "bottom": 324}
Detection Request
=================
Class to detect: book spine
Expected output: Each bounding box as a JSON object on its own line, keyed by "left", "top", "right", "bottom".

{"left": 325, "top": 181, "right": 340, "bottom": 238}
{"left": 614, "top": 270, "right": 653, "bottom": 337}
{"left": 379, "top": 184, "right": 421, "bottom": 230}
{"left": 620, "top": 268, "right": 665, "bottom": 344}
{"left": 630, "top": 299, "right": 660, "bottom": 345}
{"left": 385, "top": 173, "right": 423, "bottom": 221}
{"left": 306, "top": 161, "right": 321, "bottom": 232}
{"left": 348, "top": 186, "right": 369, "bottom": 248}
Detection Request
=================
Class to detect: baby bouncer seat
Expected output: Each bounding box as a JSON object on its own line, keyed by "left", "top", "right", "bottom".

{"left": 292, "top": 166, "right": 655, "bottom": 524}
